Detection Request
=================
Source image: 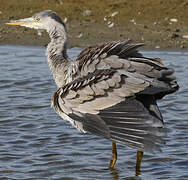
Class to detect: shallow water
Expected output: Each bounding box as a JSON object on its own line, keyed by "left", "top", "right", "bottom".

{"left": 0, "top": 45, "right": 187, "bottom": 180}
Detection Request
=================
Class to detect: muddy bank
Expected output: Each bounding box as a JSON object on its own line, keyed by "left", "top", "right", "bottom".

{"left": 0, "top": 0, "right": 188, "bottom": 49}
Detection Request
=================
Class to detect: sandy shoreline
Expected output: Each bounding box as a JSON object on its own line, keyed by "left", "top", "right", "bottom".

{"left": 0, "top": 0, "right": 188, "bottom": 50}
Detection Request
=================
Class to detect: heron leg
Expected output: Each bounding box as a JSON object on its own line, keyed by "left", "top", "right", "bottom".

{"left": 109, "top": 141, "right": 117, "bottom": 169}
{"left": 136, "top": 150, "right": 143, "bottom": 176}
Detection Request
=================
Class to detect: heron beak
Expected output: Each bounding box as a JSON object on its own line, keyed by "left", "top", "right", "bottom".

{"left": 6, "top": 18, "right": 33, "bottom": 27}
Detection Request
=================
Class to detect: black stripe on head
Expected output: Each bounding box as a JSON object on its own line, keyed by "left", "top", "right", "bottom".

{"left": 48, "top": 11, "right": 65, "bottom": 26}
{"left": 34, "top": 10, "right": 66, "bottom": 26}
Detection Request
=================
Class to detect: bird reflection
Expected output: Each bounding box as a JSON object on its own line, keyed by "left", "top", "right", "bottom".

{"left": 110, "top": 168, "right": 119, "bottom": 180}
{"left": 109, "top": 166, "right": 142, "bottom": 180}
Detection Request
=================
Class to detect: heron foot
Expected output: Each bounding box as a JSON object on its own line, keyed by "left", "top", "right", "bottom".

{"left": 136, "top": 150, "right": 143, "bottom": 176}
{"left": 109, "top": 141, "right": 117, "bottom": 169}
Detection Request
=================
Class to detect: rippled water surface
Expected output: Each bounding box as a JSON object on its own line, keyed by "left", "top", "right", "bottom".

{"left": 0, "top": 45, "right": 187, "bottom": 180}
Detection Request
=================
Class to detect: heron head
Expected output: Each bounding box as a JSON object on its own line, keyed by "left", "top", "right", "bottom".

{"left": 6, "top": 10, "right": 64, "bottom": 31}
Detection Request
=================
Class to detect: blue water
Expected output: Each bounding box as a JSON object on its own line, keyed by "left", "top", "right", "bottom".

{"left": 0, "top": 45, "right": 187, "bottom": 180}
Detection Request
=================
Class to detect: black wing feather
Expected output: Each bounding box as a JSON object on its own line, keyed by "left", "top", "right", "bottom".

{"left": 79, "top": 97, "right": 166, "bottom": 153}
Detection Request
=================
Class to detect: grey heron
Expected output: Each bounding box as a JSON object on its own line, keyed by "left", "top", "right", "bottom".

{"left": 7, "top": 10, "right": 179, "bottom": 175}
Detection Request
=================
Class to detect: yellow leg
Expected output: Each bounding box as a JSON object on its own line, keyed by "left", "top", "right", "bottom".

{"left": 136, "top": 151, "right": 143, "bottom": 176}
{"left": 109, "top": 141, "right": 117, "bottom": 169}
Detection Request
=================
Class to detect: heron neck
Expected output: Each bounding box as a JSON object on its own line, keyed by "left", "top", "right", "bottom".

{"left": 46, "top": 24, "right": 69, "bottom": 71}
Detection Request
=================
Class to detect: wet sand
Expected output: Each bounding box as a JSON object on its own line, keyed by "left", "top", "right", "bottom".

{"left": 0, "top": 0, "right": 188, "bottom": 49}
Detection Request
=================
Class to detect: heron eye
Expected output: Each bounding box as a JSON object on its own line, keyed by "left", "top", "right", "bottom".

{"left": 35, "top": 17, "right": 40, "bottom": 22}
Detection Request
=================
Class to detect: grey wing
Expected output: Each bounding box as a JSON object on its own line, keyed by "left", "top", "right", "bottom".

{"left": 81, "top": 97, "right": 166, "bottom": 153}
{"left": 52, "top": 69, "right": 165, "bottom": 153}
{"left": 76, "top": 40, "right": 178, "bottom": 98}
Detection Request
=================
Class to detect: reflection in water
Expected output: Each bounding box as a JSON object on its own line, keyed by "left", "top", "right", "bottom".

{"left": 110, "top": 168, "right": 142, "bottom": 180}
{"left": 110, "top": 168, "right": 119, "bottom": 180}
{"left": 0, "top": 46, "right": 187, "bottom": 179}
